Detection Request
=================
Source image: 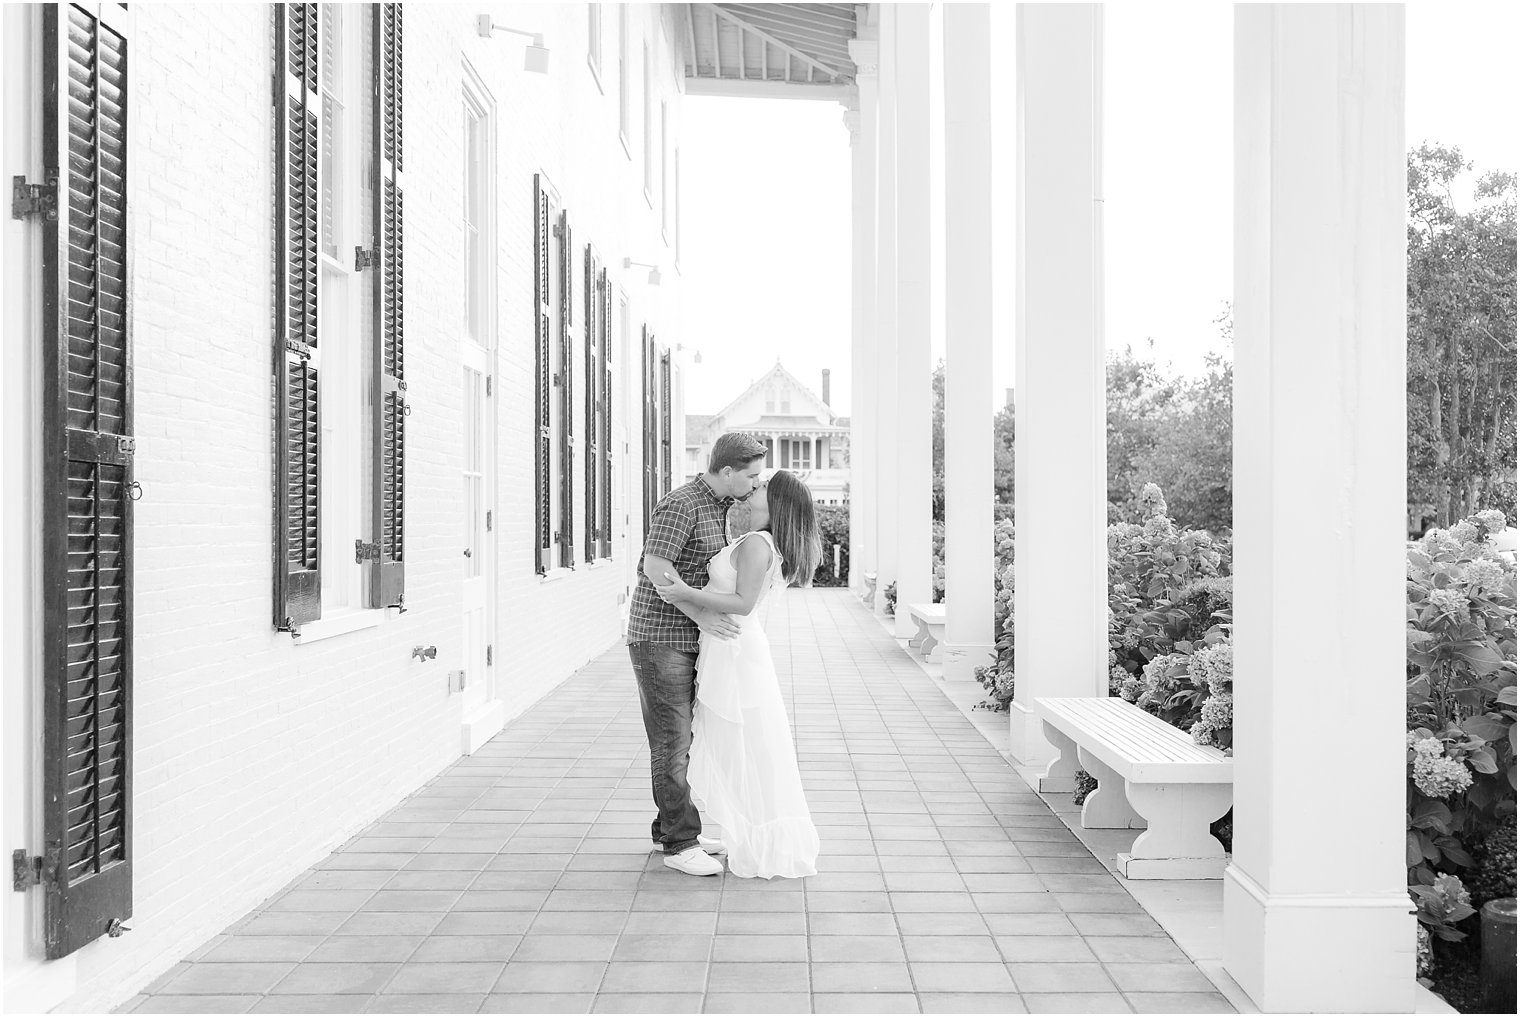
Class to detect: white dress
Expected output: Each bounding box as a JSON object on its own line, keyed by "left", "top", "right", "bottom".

{"left": 689, "top": 531, "right": 820, "bottom": 879}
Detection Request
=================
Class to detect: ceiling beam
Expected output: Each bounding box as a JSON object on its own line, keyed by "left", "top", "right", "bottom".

{"left": 706, "top": 3, "right": 847, "bottom": 82}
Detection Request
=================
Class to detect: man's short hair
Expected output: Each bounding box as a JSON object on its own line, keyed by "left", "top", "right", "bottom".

{"left": 709, "top": 432, "right": 767, "bottom": 473}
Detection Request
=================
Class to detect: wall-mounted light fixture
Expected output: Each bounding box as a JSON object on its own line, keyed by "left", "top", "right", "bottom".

{"left": 475, "top": 15, "right": 550, "bottom": 73}
{"left": 624, "top": 257, "right": 662, "bottom": 286}
{"left": 674, "top": 342, "right": 702, "bottom": 364}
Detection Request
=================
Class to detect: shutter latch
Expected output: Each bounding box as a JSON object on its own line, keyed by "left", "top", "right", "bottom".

{"left": 354, "top": 245, "right": 378, "bottom": 271}
{"left": 11, "top": 175, "right": 58, "bottom": 221}
{"left": 355, "top": 539, "right": 381, "bottom": 563}
{"left": 11, "top": 850, "right": 43, "bottom": 891}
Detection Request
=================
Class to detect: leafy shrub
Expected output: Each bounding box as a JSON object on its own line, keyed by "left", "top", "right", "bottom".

{"left": 1403, "top": 510, "right": 1517, "bottom": 949}
{"left": 973, "top": 519, "right": 1016, "bottom": 710}
{"left": 1073, "top": 770, "right": 1097, "bottom": 805}
{"left": 813, "top": 505, "right": 850, "bottom": 587}
{"left": 883, "top": 581, "right": 896, "bottom": 616}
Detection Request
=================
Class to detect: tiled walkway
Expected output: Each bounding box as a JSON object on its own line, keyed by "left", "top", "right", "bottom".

{"left": 121, "top": 589, "right": 1232, "bottom": 1014}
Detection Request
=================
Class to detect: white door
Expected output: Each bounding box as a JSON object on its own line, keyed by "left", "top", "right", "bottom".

{"left": 459, "top": 348, "right": 495, "bottom": 746}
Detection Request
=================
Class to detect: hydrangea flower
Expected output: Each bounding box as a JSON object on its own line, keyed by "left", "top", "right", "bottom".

{"left": 1426, "top": 587, "right": 1469, "bottom": 619}
{"left": 1122, "top": 632, "right": 1140, "bottom": 650}
{"left": 1190, "top": 721, "right": 1213, "bottom": 745}
{"left": 1449, "top": 520, "right": 1480, "bottom": 545}
{"left": 1413, "top": 753, "right": 1473, "bottom": 798}
{"left": 1461, "top": 557, "right": 1507, "bottom": 592}
{"left": 1190, "top": 642, "right": 1234, "bottom": 695}
{"left": 1136, "top": 483, "right": 1169, "bottom": 519}
{"left": 1143, "top": 515, "right": 1175, "bottom": 541}
{"left": 1119, "top": 677, "right": 1146, "bottom": 703}
{"left": 1431, "top": 872, "right": 1472, "bottom": 909}
{"left": 1421, "top": 528, "right": 1460, "bottom": 556}
{"left": 1200, "top": 693, "right": 1233, "bottom": 730}
{"left": 1475, "top": 509, "right": 1507, "bottom": 533}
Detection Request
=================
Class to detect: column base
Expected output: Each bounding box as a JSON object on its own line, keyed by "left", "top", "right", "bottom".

{"left": 1223, "top": 864, "right": 1415, "bottom": 1013}
{"left": 940, "top": 642, "right": 995, "bottom": 682}
{"left": 1007, "top": 699, "right": 1057, "bottom": 770}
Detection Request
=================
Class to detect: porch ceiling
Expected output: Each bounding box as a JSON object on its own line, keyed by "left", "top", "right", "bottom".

{"left": 682, "top": 3, "right": 859, "bottom": 101}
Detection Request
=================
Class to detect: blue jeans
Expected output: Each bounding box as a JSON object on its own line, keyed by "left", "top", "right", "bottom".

{"left": 628, "top": 641, "right": 702, "bottom": 854}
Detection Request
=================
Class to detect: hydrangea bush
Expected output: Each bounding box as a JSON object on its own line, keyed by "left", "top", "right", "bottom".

{"left": 973, "top": 519, "right": 1016, "bottom": 709}
{"left": 1403, "top": 509, "right": 1517, "bottom": 952}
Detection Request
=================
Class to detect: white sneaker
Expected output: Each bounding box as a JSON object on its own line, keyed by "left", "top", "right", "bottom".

{"left": 663, "top": 846, "right": 724, "bottom": 876}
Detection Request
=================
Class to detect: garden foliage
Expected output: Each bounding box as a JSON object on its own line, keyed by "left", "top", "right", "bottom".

{"left": 1403, "top": 510, "right": 1517, "bottom": 948}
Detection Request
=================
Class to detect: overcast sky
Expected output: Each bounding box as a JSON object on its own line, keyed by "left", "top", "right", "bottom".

{"left": 679, "top": 2, "right": 1519, "bottom": 417}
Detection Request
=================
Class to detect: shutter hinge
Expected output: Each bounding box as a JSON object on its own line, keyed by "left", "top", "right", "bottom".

{"left": 486, "top": 644, "right": 493, "bottom": 666}
{"left": 107, "top": 917, "right": 132, "bottom": 937}
{"left": 354, "top": 245, "right": 378, "bottom": 271}
{"left": 11, "top": 175, "right": 58, "bottom": 221}
{"left": 12, "top": 850, "right": 43, "bottom": 891}
{"left": 355, "top": 539, "right": 381, "bottom": 563}
{"left": 485, "top": 510, "right": 492, "bottom": 532}
{"left": 485, "top": 375, "right": 492, "bottom": 396}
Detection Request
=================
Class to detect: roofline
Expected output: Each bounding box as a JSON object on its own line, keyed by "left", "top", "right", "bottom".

{"left": 684, "top": 78, "right": 855, "bottom": 103}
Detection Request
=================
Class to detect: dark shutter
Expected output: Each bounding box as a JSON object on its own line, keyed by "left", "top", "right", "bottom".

{"left": 369, "top": 2, "right": 404, "bottom": 608}
{"left": 641, "top": 327, "right": 655, "bottom": 531}
{"left": 583, "top": 246, "right": 599, "bottom": 563}
{"left": 557, "top": 209, "right": 574, "bottom": 568}
{"left": 37, "top": 1, "right": 134, "bottom": 959}
{"left": 599, "top": 268, "right": 614, "bottom": 559}
{"left": 660, "top": 349, "right": 673, "bottom": 494}
{"left": 533, "top": 175, "right": 552, "bottom": 573}
{"left": 274, "top": 3, "right": 321, "bottom": 628}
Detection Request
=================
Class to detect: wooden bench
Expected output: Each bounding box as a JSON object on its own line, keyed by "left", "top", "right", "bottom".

{"left": 904, "top": 603, "right": 947, "bottom": 662}
{"left": 1034, "top": 696, "right": 1233, "bottom": 879}
{"left": 861, "top": 571, "right": 878, "bottom": 607}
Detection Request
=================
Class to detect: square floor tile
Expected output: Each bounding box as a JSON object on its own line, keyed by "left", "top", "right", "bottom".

{"left": 381, "top": 962, "right": 504, "bottom": 994}
{"left": 600, "top": 961, "right": 708, "bottom": 993}
{"left": 908, "top": 962, "right": 1017, "bottom": 993}
{"left": 591, "top": 993, "right": 702, "bottom": 1013}
{"left": 1008, "top": 962, "right": 1116, "bottom": 994}
{"left": 493, "top": 961, "right": 607, "bottom": 993}
{"left": 1103, "top": 963, "right": 1218, "bottom": 993}
{"left": 813, "top": 992, "right": 921, "bottom": 1013}
{"left": 478, "top": 992, "right": 593, "bottom": 1012}
{"left": 705, "top": 961, "right": 809, "bottom": 993}
{"left": 269, "top": 963, "right": 397, "bottom": 995}
{"left": 919, "top": 993, "right": 1028, "bottom": 1014}
{"left": 810, "top": 962, "right": 914, "bottom": 993}
{"left": 702, "top": 993, "right": 812, "bottom": 1013}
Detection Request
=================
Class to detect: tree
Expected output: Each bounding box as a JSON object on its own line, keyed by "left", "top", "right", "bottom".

{"left": 1407, "top": 145, "right": 1517, "bottom": 528}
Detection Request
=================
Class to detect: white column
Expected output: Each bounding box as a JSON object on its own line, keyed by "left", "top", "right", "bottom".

{"left": 1225, "top": 6, "right": 1410, "bottom": 1012}
{"left": 891, "top": 3, "right": 933, "bottom": 638}
{"left": 872, "top": 4, "right": 899, "bottom": 615}
{"left": 940, "top": 4, "right": 996, "bottom": 681}
{"left": 1008, "top": 4, "right": 1107, "bottom": 766}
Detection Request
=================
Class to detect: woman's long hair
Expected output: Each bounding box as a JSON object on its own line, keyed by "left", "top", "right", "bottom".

{"left": 763, "top": 470, "right": 822, "bottom": 587}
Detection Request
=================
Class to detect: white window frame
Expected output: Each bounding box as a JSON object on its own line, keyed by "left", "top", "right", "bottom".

{"left": 642, "top": 43, "right": 654, "bottom": 206}
{"left": 674, "top": 147, "right": 682, "bottom": 269}
{"left": 462, "top": 64, "right": 496, "bottom": 351}
{"left": 660, "top": 101, "right": 670, "bottom": 243}
{"left": 587, "top": 3, "right": 605, "bottom": 92}
{"left": 315, "top": 2, "right": 375, "bottom": 625}
{"left": 618, "top": 7, "right": 631, "bottom": 158}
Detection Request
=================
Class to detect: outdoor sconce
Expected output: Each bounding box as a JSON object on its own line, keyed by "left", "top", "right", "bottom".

{"left": 675, "top": 342, "right": 702, "bottom": 364}
{"left": 475, "top": 15, "right": 550, "bottom": 74}
{"left": 624, "top": 257, "right": 662, "bottom": 286}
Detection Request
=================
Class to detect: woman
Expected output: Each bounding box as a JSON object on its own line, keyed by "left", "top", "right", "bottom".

{"left": 655, "top": 470, "right": 822, "bottom": 878}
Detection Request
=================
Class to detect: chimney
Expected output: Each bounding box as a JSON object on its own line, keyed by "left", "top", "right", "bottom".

{"left": 821, "top": 369, "right": 831, "bottom": 406}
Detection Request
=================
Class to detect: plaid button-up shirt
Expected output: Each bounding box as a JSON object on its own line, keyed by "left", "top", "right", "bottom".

{"left": 627, "top": 478, "right": 733, "bottom": 652}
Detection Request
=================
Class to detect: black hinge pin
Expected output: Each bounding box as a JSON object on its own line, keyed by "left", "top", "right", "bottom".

{"left": 485, "top": 510, "right": 492, "bottom": 532}
{"left": 486, "top": 644, "right": 493, "bottom": 666}
{"left": 354, "top": 245, "right": 378, "bottom": 271}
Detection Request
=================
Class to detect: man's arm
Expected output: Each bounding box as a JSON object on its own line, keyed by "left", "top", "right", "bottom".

{"left": 644, "top": 554, "right": 741, "bottom": 640}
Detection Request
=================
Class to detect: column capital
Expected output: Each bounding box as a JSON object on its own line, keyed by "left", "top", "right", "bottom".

{"left": 848, "top": 38, "right": 879, "bottom": 77}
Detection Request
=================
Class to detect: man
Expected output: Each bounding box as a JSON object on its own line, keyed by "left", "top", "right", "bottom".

{"left": 628, "top": 432, "right": 768, "bottom": 875}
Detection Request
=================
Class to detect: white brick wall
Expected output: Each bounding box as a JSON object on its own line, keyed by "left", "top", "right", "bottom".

{"left": 2, "top": 4, "right": 685, "bottom": 1011}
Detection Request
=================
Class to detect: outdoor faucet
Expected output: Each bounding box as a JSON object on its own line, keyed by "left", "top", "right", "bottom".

{"left": 411, "top": 645, "right": 437, "bottom": 662}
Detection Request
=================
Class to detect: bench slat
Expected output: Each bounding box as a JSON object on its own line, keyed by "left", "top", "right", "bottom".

{"left": 1036, "top": 697, "right": 1232, "bottom": 783}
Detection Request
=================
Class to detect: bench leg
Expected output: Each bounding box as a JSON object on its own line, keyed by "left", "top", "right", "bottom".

{"left": 908, "top": 618, "right": 930, "bottom": 652}
{"left": 920, "top": 626, "right": 942, "bottom": 661}
{"left": 1117, "top": 781, "right": 1232, "bottom": 879}
{"left": 1076, "top": 748, "right": 1146, "bottom": 830}
{"left": 1037, "top": 722, "right": 1080, "bottom": 794}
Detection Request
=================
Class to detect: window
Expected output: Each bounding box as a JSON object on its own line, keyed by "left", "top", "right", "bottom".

{"left": 587, "top": 4, "right": 603, "bottom": 87}
{"left": 462, "top": 74, "right": 494, "bottom": 348}
{"left": 618, "top": 8, "right": 630, "bottom": 154}
{"left": 781, "top": 391, "right": 791, "bottom": 413}
{"left": 642, "top": 44, "right": 653, "bottom": 203}
{"left": 766, "top": 388, "right": 776, "bottom": 413}
{"left": 782, "top": 439, "right": 812, "bottom": 471}
{"left": 660, "top": 101, "right": 670, "bottom": 239}
{"left": 318, "top": 3, "right": 374, "bottom": 614}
